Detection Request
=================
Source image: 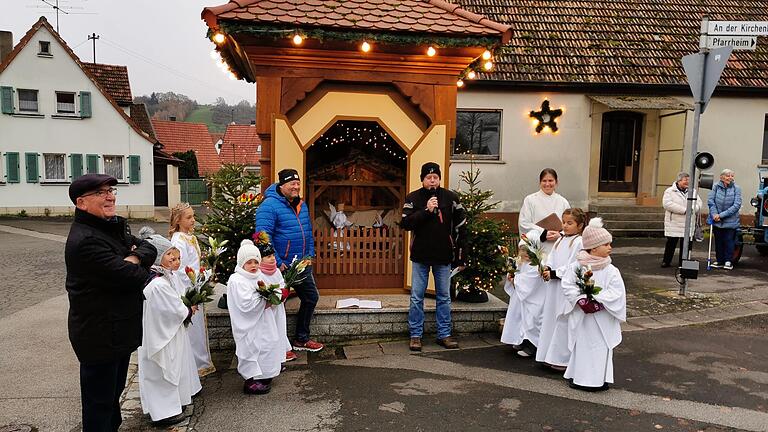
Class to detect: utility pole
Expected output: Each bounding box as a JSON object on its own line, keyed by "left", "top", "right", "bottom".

{"left": 88, "top": 33, "right": 99, "bottom": 63}
{"left": 231, "top": 108, "right": 236, "bottom": 163}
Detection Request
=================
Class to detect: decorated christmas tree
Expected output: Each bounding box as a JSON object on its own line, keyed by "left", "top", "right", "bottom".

{"left": 453, "top": 168, "right": 515, "bottom": 302}
{"left": 200, "top": 164, "right": 263, "bottom": 283}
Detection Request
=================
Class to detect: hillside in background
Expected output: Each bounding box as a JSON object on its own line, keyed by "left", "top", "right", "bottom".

{"left": 134, "top": 92, "right": 255, "bottom": 132}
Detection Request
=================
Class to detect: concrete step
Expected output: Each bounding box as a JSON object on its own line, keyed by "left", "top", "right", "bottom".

{"left": 206, "top": 286, "right": 508, "bottom": 349}
{"left": 591, "top": 205, "right": 664, "bottom": 214}
{"left": 610, "top": 228, "right": 665, "bottom": 238}
{"left": 598, "top": 212, "right": 666, "bottom": 222}
{"left": 604, "top": 220, "right": 665, "bottom": 230}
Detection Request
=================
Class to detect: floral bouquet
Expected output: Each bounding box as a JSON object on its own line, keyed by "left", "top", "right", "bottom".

{"left": 256, "top": 280, "right": 289, "bottom": 307}
{"left": 283, "top": 256, "right": 312, "bottom": 290}
{"left": 498, "top": 244, "right": 518, "bottom": 279}
{"left": 181, "top": 266, "right": 215, "bottom": 326}
{"left": 202, "top": 236, "right": 229, "bottom": 277}
{"left": 519, "top": 233, "right": 546, "bottom": 274}
{"left": 574, "top": 265, "right": 604, "bottom": 314}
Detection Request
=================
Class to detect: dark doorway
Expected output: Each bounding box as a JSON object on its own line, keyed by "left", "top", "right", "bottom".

{"left": 599, "top": 111, "right": 644, "bottom": 193}
{"left": 154, "top": 163, "right": 168, "bottom": 207}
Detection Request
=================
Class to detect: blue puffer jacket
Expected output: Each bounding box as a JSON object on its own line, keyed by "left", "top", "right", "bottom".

{"left": 708, "top": 181, "right": 742, "bottom": 229}
{"left": 255, "top": 183, "right": 315, "bottom": 267}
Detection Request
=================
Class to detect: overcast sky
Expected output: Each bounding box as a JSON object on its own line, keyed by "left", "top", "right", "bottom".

{"left": 2, "top": 0, "right": 255, "bottom": 105}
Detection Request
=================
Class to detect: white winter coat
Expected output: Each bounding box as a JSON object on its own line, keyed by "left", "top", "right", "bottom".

{"left": 662, "top": 183, "right": 702, "bottom": 238}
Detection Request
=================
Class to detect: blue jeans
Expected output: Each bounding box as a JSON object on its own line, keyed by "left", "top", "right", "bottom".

{"left": 293, "top": 265, "right": 319, "bottom": 342}
{"left": 408, "top": 262, "right": 452, "bottom": 339}
{"left": 713, "top": 226, "right": 737, "bottom": 264}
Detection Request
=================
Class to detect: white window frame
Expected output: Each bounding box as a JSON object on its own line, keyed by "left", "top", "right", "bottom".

{"left": 17, "top": 89, "right": 39, "bottom": 113}
{"left": 451, "top": 109, "right": 503, "bottom": 161}
{"left": 55, "top": 91, "right": 77, "bottom": 115}
{"left": 38, "top": 41, "right": 52, "bottom": 57}
{"left": 42, "top": 153, "right": 67, "bottom": 183}
{"left": 103, "top": 155, "right": 125, "bottom": 182}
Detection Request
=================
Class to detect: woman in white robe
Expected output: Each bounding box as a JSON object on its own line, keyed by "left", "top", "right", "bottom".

{"left": 537, "top": 209, "right": 586, "bottom": 370}
{"left": 170, "top": 203, "right": 215, "bottom": 377}
{"left": 227, "top": 240, "right": 283, "bottom": 394}
{"left": 137, "top": 230, "right": 201, "bottom": 424}
{"left": 560, "top": 219, "right": 626, "bottom": 390}
{"left": 518, "top": 168, "right": 570, "bottom": 254}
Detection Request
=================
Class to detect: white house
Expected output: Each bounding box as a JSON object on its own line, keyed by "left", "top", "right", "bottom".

{"left": 0, "top": 17, "right": 157, "bottom": 218}
{"left": 451, "top": 0, "right": 768, "bottom": 231}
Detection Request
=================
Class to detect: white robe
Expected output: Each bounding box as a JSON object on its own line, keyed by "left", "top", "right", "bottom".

{"left": 227, "top": 267, "right": 283, "bottom": 380}
{"left": 518, "top": 190, "right": 570, "bottom": 254}
{"left": 500, "top": 262, "right": 546, "bottom": 347}
{"left": 139, "top": 270, "right": 202, "bottom": 421}
{"left": 171, "top": 231, "right": 215, "bottom": 376}
{"left": 258, "top": 269, "right": 293, "bottom": 357}
{"left": 561, "top": 263, "right": 626, "bottom": 388}
{"left": 536, "top": 235, "right": 582, "bottom": 366}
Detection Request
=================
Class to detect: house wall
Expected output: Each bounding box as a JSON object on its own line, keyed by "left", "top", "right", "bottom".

{"left": 0, "top": 26, "right": 154, "bottom": 218}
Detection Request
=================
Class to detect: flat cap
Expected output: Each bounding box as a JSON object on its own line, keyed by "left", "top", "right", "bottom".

{"left": 69, "top": 174, "right": 118, "bottom": 204}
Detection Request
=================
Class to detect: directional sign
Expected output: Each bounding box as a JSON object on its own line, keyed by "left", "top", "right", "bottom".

{"left": 682, "top": 46, "right": 733, "bottom": 113}
{"left": 708, "top": 21, "right": 768, "bottom": 36}
{"left": 706, "top": 35, "right": 757, "bottom": 50}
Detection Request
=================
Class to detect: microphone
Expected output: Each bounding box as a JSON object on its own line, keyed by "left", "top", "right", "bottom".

{"left": 428, "top": 187, "right": 443, "bottom": 223}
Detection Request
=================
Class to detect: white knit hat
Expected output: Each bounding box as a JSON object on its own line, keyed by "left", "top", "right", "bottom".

{"left": 237, "top": 239, "right": 262, "bottom": 268}
{"left": 581, "top": 218, "right": 613, "bottom": 250}
{"left": 138, "top": 226, "right": 175, "bottom": 266}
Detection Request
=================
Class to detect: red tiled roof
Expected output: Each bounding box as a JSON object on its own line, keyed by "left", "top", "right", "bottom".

{"left": 84, "top": 63, "right": 133, "bottom": 105}
{"left": 203, "top": 0, "right": 511, "bottom": 38}
{"left": 456, "top": 0, "right": 768, "bottom": 88}
{"left": 218, "top": 124, "right": 261, "bottom": 166}
{"left": 130, "top": 103, "right": 156, "bottom": 140}
{"left": 0, "top": 17, "right": 156, "bottom": 145}
{"left": 151, "top": 119, "right": 222, "bottom": 175}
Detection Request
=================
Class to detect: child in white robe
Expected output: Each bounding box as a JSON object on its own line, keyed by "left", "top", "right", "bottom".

{"left": 227, "top": 239, "right": 285, "bottom": 394}
{"left": 253, "top": 232, "right": 296, "bottom": 363}
{"left": 518, "top": 168, "right": 571, "bottom": 255}
{"left": 537, "top": 208, "right": 586, "bottom": 371}
{"left": 170, "top": 203, "right": 215, "bottom": 377}
{"left": 500, "top": 229, "right": 546, "bottom": 357}
{"left": 560, "top": 218, "right": 626, "bottom": 391}
{"left": 137, "top": 228, "right": 202, "bottom": 426}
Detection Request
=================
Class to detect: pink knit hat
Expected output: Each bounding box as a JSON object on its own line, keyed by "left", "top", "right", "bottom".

{"left": 581, "top": 218, "right": 612, "bottom": 250}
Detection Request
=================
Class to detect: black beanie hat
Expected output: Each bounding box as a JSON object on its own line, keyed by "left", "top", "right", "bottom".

{"left": 256, "top": 242, "right": 275, "bottom": 257}
{"left": 420, "top": 162, "right": 441, "bottom": 181}
{"left": 278, "top": 168, "right": 300, "bottom": 186}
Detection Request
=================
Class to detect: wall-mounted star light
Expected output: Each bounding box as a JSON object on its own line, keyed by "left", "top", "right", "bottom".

{"left": 529, "top": 100, "right": 563, "bottom": 134}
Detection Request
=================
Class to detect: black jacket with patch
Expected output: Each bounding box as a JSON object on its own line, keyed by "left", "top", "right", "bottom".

{"left": 65, "top": 209, "right": 156, "bottom": 364}
{"left": 401, "top": 186, "right": 467, "bottom": 266}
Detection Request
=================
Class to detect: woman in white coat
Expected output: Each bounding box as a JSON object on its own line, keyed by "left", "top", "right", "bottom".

{"left": 662, "top": 172, "right": 702, "bottom": 267}
{"left": 518, "top": 168, "right": 570, "bottom": 254}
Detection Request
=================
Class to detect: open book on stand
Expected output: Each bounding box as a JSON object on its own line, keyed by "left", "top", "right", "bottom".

{"left": 336, "top": 298, "right": 382, "bottom": 309}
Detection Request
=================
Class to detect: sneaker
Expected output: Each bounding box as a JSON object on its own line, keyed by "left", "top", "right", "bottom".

{"left": 285, "top": 350, "right": 298, "bottom": 362}
{"left": 724, "top": 261, "right": 733, "bottom": 270}
{"left": 293, "top": 339, "right": 324, "bottom": 352}
{"left": 710, "top": 262, "right": 723, "bottom": 268}
{"left": 243, "top": 378, "right": 271, "bottom": 395}
{"left": 409, "top": 337, "right": 422, "bottom": 352}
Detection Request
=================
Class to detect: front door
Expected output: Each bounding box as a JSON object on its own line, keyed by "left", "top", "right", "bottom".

{"left": 598, "top": 111, "right": 643, "bottom": 193}
{"left": 154, "top": 163, "right": 168, "bottom": 207}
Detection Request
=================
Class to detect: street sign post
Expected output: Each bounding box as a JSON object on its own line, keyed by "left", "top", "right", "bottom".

{"left": 706, "top": 35, "right": 757, "bottom": 50}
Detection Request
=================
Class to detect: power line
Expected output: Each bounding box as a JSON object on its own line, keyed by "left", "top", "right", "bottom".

{"left": 98, "top": 36, "right": 250, "bottom": 102}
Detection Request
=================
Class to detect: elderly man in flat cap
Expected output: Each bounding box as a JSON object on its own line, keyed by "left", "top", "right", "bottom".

{"left": 65, "top": 174, "right": 157, "bottom": 432}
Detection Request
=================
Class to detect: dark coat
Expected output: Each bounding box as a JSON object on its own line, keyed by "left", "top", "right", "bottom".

{"left": 65, "top": 209, "right": 156, "bottom": 364}
{"left": 401, "top": 186, "right": 467, "bottom": 266}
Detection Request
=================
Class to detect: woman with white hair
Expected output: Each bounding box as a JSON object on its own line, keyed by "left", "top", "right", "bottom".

{"left": 707, "top": 169, "right": 742, "bottom": 270}
{"left": 661, "top": 172, "right": 702, "bottom": 267}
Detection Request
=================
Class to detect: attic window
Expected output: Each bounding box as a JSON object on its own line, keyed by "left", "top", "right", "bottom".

{"left": 38, "top": 41, "right": 52, "bottom": 56}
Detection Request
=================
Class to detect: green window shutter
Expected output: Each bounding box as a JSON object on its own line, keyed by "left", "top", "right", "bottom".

{"left": 25, "top": 152, "right": 39, "bottom": 183}
{"left": 86, "top": 154, "right": 99, "bottom": 174}
{"left": 1, "top": 86, "right": 14, "bottom": 114}
{"left": 6, "top": 152, "right": 20, "bottom": 183}
{"left": 79, "top": 91, "right": 92, "bottom": 118}
{"left": 128, "top": 155, "right": 140, "bottom": 184}
{"left": 70, "top": 153, "right": 83, "bottom": 180}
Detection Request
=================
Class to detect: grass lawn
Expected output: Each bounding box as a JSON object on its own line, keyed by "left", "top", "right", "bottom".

{"left": 185, "top": 106, "right": 225, "bottom": 132}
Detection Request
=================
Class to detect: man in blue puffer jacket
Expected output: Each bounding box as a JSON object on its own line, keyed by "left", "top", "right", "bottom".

{"left": 255, "top": 168, "right": 323, "bottom": 352}
{"left": 707, "top": 168, "right": 742, "bottom": 270}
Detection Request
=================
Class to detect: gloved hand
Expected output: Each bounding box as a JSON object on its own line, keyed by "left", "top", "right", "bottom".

{"left": 577, "top": 298, "right": 603, "bottom": 314}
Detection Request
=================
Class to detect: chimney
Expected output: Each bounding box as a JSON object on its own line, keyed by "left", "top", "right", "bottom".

{"left": 0, "top": 31, "right": 13, "bottom": 64}
{"left": 250, "top": 120, "right": 256, "bottom": 126}
{"left": 169, "top": 116, "right": 176, "bottom": 121}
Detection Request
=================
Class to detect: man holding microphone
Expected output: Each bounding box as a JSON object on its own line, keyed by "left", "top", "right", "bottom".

{"left": 401, "top": 162, "right": 467, "bottom": 352}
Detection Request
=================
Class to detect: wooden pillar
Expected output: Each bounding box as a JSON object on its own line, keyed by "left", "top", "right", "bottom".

{"left": 256, "top": 76, "right": 282, "bottom": 190}
{"left": 433, "top": 84, "right": 458, "bottom": 178}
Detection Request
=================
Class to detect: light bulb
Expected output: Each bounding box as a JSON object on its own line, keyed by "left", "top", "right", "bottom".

{"left": 467, "top": 70, "right": 476, "bottom": 79}
{"left": 456, "top": 79, "right": 464, "bottom": 87}
{"left": 361, "top": 41, "right": 371, "bottom": 52}
{"left": 213, "top": 33, "right": 225, "bottom": 44}
{"left": 292, "top": 34, "right": 303, "bottom": 45}
{"left": 427, "top": 46, "right": 436, "bottom": 57}
{"left": 484, "top": 61, "right": 493, "bottom": 70}
{"left": 482, "top": 50, "right": 492, "bottom": 60}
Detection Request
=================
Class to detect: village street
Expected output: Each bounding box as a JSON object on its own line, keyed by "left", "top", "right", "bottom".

{"left": 1, "top": 219, "right": 767, "bottom": 431}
